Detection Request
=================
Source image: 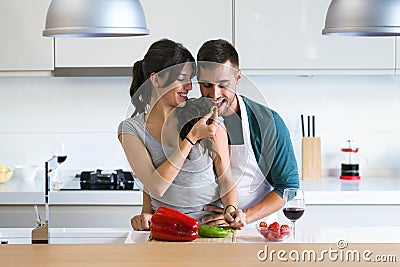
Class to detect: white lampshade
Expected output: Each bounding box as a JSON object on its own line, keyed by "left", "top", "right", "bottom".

{"left": 322, "top": 0, "right": 400, "bottom": 36}
{"left": 43, "top": 0, "right": 149, "bottom": 37}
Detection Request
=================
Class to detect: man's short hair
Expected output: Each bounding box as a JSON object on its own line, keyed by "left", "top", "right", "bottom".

{"left": 197, "top": 39, "right": 239, "bottom": 68}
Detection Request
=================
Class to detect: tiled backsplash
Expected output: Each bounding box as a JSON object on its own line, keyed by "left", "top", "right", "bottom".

{"left": 1, "top": 75, "right": 400, "bottom": 177}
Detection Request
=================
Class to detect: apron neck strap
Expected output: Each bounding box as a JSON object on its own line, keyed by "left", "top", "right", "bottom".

{"left": 237, "top": 96, "right": 251, "bottom": 144}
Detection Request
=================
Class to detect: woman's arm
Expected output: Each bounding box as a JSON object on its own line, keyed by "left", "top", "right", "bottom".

{"left": 212, "top": 123, "right": 246, "bottom": 229}
{"left": 213, "top": 123, "right": 237, "bottom": 211}
{"left": 119, "top": 112, "right": 218, "bottom": 198}
{"left": 131, "top": 191, "right": 153, "bottom": 230}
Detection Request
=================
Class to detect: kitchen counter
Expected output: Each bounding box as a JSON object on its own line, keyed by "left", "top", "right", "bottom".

{"left": 0, "top": 227, "right": 131, "bottom": 244}
{"left": 2, "top": 226, "right": 399, "bottom": 245}
{"left": 0, "top": 240, "right": 399, "bottom": 267}
{"left": 302, "top": 176, "right": 400, "bottom": 204}
{"left": 0, "top": 169, "right": 143, "bottom": 205}
{"left": 0, "top": 227, "right": 400, "bottom": 267}
{"left": 0, "top": 170, "right": 143, "bottom": 228}
{"left": 1, "top": 175, "right": 399, "bottom": 205}
{"left": 0, "top": 170, "right": 45, "bottom": 204}
{"left": 125, "top": 226, "right": 400, "bottom": 244}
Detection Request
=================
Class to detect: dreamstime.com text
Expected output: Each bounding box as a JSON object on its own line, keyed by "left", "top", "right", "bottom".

{"left": 257, "top": 240, "right": 397, "bottom": 263}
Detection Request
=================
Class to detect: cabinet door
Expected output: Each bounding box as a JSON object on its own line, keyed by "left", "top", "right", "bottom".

{"left": 55, "top": 0, "right": 232, "bottom": 68}
{"left": 0, "top": 0, "right": 54, "bottom": 71}
{"left": 397, "top": 37, "right": 400, "bottom": 75}
{"left": 235, "top": 0, "right": 395, "bottom": 74}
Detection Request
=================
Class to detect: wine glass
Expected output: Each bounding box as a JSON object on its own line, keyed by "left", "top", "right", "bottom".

{"left": 283, "top": 188, "right": 305, "bottom": 239}
{"left": 53, "top": 143, "right": 67, "bottom": 190}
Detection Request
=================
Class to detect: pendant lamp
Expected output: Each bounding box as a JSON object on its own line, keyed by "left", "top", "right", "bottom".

{"left": 43, "top": 0, "right": 149, "bottom": 37}
{"left": 322, "top": 0, "right": 400, "bottom": 36}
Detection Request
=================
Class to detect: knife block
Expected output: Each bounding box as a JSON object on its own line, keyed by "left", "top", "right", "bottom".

{"left": 302, "top": 137, "right": 321, "bottom": 180}
{"left": 31, "top": 221, "right": 48, "bottom": 244}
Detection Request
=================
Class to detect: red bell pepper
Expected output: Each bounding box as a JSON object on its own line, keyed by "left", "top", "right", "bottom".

{"left": 150, "top": 206, "right": 200, "bottom": 242}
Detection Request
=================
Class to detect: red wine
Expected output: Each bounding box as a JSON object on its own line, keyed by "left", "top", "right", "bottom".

{"left": 283, "top": 207, "right": 304, "bottom": 221}
{"left": 57, "top": 156, "right": 67, "bottom": 164}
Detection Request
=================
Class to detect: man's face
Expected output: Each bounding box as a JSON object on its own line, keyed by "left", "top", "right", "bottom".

{"left": 198, "top": 61, "right": 241, "bottom": 116}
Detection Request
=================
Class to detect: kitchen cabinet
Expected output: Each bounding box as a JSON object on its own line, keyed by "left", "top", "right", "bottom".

{"left": 0, "top": 205, "right": 141, "bottom": 228}
{"left": 235, "top": 0, "right": 395, "bottom": 74}
{"left": 397, "top": 37, "right": 400, "bottom": 75}
{"left": 49, "top": 206, "right": 141, "bottom": 228}
{"left": 0, "top": 0, "right": 53, "bottom": 71}
{"left": 55, "top": 0, "right": 232, "bottom": 68}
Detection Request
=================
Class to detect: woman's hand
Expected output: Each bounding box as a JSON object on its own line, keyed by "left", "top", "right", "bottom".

{"left": 224, "top": 210, "right": 247, "bottom": 230}
{"left": 131, "top": 213, "right": 152, "bottom": 231}
{"left": 189, "top": 111, "right": 219, "bottom": 142}
{"left": 201, "top": 205, "right": 226, "bottom": 226}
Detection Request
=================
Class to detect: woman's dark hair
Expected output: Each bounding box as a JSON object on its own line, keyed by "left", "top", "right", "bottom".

{"left": 197, "top": 39, "right": 239, "bottom": 67}
{"left": 176, "top": 98, "right": 216, "bottom": 159}
{"left": 130, "top": 39, "right": 195, "bottom": 117}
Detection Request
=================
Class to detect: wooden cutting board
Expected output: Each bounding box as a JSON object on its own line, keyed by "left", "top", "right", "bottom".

{"left": 147, "top": 231, "right": 236, "bottom": 243}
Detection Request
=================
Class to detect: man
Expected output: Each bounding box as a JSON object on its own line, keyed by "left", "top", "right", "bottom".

{"left": 198, "top": 39, "right": 300, "bottom": 227}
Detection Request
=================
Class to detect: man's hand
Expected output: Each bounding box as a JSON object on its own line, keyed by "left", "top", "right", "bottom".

{"left": 201, "top": 206, "right": 227, "bottom": 226}
{"left": 224, "top": 209, "right": 246, "bottom": 229}
{"left": 131, "top": 213, "right": 152, "bottom": 231}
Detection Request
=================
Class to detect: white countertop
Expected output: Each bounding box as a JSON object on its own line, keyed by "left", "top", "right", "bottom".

{"left": 0, "top": 227, "right": 131, "bottom": 244}
{"left": 2, "top": 226, "right": 399, "bottom": 244}
{"left": 1, "top": 174, "right": 399, "bottom": 205}
{"left": 124, "top": 226, "right": 400, "bottom": 244}
{"left": 302, "top": 176, "right": 400, "bottom": 204}
{"left": 0, "top": 170, "right": 45, "bottom": 204}
{"left": 0, "top": 169, "right": 143, "bottom": 205}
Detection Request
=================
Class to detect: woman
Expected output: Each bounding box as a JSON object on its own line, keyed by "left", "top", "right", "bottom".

{"left": 118, "top": 39, "right": 245, "bottom": 231}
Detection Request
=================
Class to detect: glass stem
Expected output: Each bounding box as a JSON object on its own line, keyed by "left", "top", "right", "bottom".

{"left": 292, "top": 221, "right": 296, "bottom": 239}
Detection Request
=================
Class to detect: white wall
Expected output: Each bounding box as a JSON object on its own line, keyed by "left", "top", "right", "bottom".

{"left": 246, "top": 75, "right": 400, "bottom": 177}
{"left": 0, "top": 76, "right": 131, "bottom": 171}
{"left": 1, "top": 75, "right": 400, "bottom": 177}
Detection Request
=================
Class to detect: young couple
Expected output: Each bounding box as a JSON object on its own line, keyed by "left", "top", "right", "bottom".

{"left": 118, "top": 38, "right": 299, "bottom": 231}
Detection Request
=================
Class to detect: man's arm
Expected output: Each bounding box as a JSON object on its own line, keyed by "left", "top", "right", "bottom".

{"left": 265, "top": 111, "right": 300, "bottom": 198}
{"left": 242, "top": 191, "right": 282, "bottom": 223}
{"left": 245, "top": 98, "right": 300, "bottom": 222}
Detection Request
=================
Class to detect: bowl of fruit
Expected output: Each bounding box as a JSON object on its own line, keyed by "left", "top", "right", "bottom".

{"left": 256, "top": 221, "right": 292, "bottom": 242}
{"left": 0, "top": 164, "right": 14, "bottom": 184}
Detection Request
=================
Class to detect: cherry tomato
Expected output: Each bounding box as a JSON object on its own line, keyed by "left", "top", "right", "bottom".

{"left": 268, "top": 222, "right": 280, "bottom": 230}
{"left": 260, "top": 228, "right": 268, "bottom": 237}
{"left": 267, "top": 231, "right": 275, "bottom": 241}
{"left": 259, "top": 221, "right": 267, "bottom": 228}
{"left": 280, "top": 224, "right": 290, "bottom": 235}
{"left": 275, "top": 234, "right": 284, "bottom": 241}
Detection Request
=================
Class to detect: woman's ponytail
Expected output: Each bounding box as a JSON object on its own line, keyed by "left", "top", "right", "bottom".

{"left": 130, "top": 60, "right": 151, "bottom": 117}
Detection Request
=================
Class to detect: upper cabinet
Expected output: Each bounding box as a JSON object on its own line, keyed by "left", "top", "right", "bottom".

{"left": 55, "top": 0, "right": 232, "bottom": 68}
{"left": 235, "top": 0, "right": 396, "bottom": 74}
{"left": 0, "top": 0, "right": 54, "bottom": 71}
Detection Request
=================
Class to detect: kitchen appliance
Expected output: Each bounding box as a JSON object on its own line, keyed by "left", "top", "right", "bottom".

{"left": 61, "top": 169, "right": 139, "bottom": 191}
{"left": 340, "top": 140, "right": 360, "bottom": 180}
{"left": 45, "top": 156, "right": 139, "bottom": 191}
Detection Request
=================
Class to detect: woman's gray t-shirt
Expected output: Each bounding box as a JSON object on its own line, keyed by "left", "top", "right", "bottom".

{"left": 118, "top": 113, "right": 222, "bottom": 221}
